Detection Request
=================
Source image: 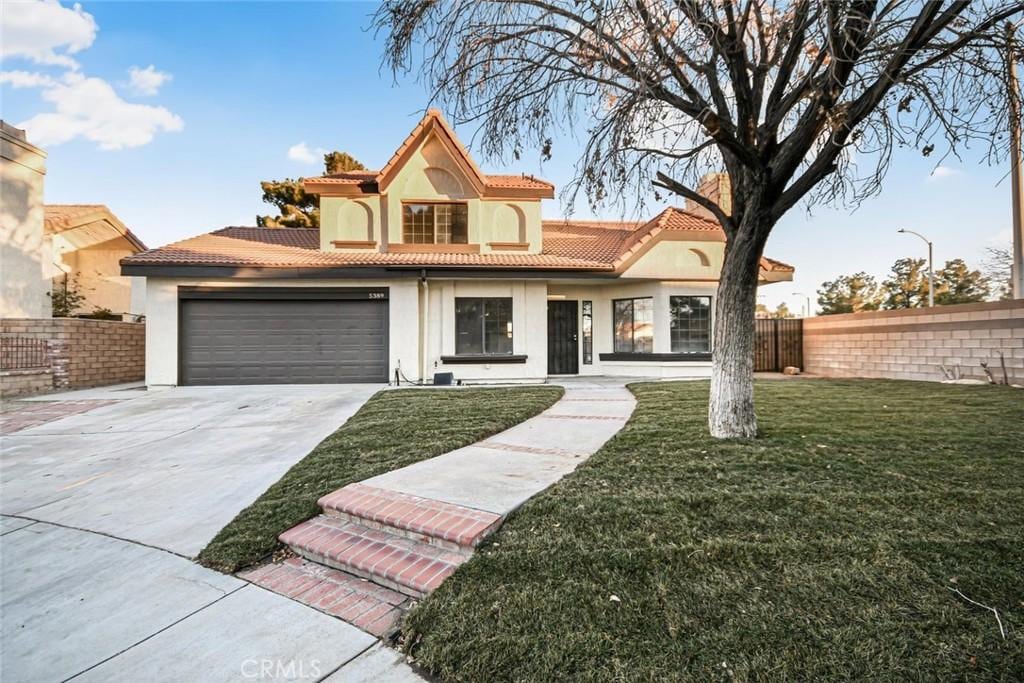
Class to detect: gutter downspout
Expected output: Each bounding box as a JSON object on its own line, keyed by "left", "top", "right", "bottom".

{"left": 419, "top": 269, "right": 429, "bottom": 382}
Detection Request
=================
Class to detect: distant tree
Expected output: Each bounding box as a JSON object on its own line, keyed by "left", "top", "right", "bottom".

{"left": 376, "top": 0, "right": 1024, "bottom": 438}
{"left": 817, "top": 272, "right": 882, "bottom": 315}
{"left": 754, "top": 303, "right": 771, "bottom": 318}
{"left": 881, "top": 258, "right": 932, "bottom": 309}
{"left": 982, "top": 246, "right": 1013, "bottom": 300}
{"left": 934, "top": 258, "right": 991, "bottom": 304}
{"left": 257, "top": 151, "right": 365, "bottom": 228}
{"left": 772, "top": 302, "right": 794, "bottom": 319}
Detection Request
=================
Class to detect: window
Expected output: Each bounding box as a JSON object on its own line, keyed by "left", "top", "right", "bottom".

{"left": 581, "top": 300, "right": 593, "bottom": 364}
{"left": 402, "top": 203, "right": 468, "bottom": 244}
{"left": 455, "top": 298, "right": 513, "bottom": 355}
{"left": 613, "top": 297, "right": 653, "bottom": 353}
{"left": 670, "top": 296, "right": 712, "bottom": 353}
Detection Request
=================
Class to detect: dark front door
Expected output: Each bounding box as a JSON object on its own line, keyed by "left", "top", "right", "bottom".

{"left": 547, "top": 300, "right": 579, "bottom": 375}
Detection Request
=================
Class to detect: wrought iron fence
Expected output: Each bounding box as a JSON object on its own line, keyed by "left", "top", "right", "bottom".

{"left": 0, "top": 337, "right": 50, "bottom": 370}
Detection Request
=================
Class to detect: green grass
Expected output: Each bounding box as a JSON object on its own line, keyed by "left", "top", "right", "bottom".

{"left": 197, "top": 386, "right": 562, "bottom": 573}
{"left": 402, "top": 380, "right": 1024, "bottom": 681}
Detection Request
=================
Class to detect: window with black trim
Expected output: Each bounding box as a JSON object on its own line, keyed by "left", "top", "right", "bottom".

{"left": 582, "top": 300, "right": 593, "bottom": 364}
{"left": 402, "top": 203, "right": 468, "bottom": 244}
{"left": 613, "top": 297, "right": 653, "bottom": 353}
{"left": 455, "top": 298, "right": 513, "bottom": 355}
{"left": 670, "top": 296, "right": 712, "bottom": 353}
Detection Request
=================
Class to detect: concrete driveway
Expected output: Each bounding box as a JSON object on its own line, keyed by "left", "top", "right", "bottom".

{"left": 1, "top": 384, "right": 422, "bottom": 681}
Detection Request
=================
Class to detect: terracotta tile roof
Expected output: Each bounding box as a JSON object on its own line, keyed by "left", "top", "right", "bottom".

{"left": 760, "top": 256, "right": 795, "bottom": 272}
{"left": 123, "top": 206, "right": 793, "bottom": 275}
{"left": 45, "top": 204, "right": 111, "bottom": 232}
{"left": 482, "top": 174, "right": 555, "bottom": 191}
{"left": 124, "top": 226, "right": 609, "bottom": 270}
{"left": 541, "top": 219, "right": 642, "bottom": 263}
{"left": 45, "top": 204, "right": 147, "bottom": 251}
{"left": 309, "top": 171, "right": 379, "bottom": 185}
{"left": 303, "top": 110, "right": 554, "bottom": 197}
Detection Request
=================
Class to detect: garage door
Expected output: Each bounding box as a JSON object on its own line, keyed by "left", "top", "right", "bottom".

{"left": 179, "top": 288, "right": 388, "bottom": 385}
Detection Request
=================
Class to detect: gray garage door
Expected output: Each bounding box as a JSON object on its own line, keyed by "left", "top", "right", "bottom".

{"left": 179, "top": 289, "right": 388, "bottom": 385}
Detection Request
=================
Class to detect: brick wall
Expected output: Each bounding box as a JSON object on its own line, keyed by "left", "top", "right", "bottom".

{"left": 803, "top": 300, "right": 1024, "bottom": 383}
{"left": 0, "top": 318, "right": 145, "bottom": 393}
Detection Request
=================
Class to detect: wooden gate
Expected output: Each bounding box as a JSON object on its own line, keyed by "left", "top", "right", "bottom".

{"left": 754, "top": 319, "right": 803, "bottom": 371}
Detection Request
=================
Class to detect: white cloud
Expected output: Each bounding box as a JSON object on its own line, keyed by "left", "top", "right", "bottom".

{"left": 0, "top": 70, "right": 58, "bottom": 88}
{"left": 287, "top": 142, "right": 326, "bottom": 164}
{"left": 18, "top": 72, "right": 184, "bottom": 150}
{"left": 127, "top": 64, "right": 172, "bottom": 96}
{"left": 928, "top": 165, "right": 962, "bottom": 180}
{"left": 0, "top": 0, "right": 97, "bottom": 68}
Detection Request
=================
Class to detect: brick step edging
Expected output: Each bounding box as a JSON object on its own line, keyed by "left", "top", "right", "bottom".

{"left": 280, "top": 516, "right": 470, "bottom": 599}
{"left": 318, "top": 483, "right": 503, "bottom": 551}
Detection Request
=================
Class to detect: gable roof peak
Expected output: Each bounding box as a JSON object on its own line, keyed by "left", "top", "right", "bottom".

{"left": 376, "top": 108, "right": 486, "bottom": 192}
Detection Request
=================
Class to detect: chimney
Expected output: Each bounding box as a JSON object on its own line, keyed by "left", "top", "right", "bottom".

{"left": 685, "top": 172, "right": 731, "bottom": 220}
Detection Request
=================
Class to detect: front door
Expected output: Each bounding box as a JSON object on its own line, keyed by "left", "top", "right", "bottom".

{"left": 547, "top": 300, "right": 579, "bottom": 375}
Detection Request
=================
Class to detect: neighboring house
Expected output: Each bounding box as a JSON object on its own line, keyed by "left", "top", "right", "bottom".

{"left": 45, "top": 205, "right": 148, "bottom": 319}
{"left": 1, "top": 122, "right": 49, "bottom": 319}
{"left": 122, "top": 110, "right": 793, "bottom": 387}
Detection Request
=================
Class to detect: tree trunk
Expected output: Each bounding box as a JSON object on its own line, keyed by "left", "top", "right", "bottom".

{"left": 709, "top": 219, "right": 771, "bottom": 438}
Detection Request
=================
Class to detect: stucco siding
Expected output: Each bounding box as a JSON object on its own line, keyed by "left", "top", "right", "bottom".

{"left": 53, "top": 241, "right": 137, "bottom": 315}
{"left": 1, "top": 125, "right": 50, "bottom": 318}
{"left": 423, "top": 279, "right": 548, "bottom": 381}
{"left": 547, "top": 281, "right": 717, "bottom": 378}
{"left": 141, "top": 275, "right": 723, "bottom": 386}
{"left": 621, "top": 240, "right": 726, "bottom": 281}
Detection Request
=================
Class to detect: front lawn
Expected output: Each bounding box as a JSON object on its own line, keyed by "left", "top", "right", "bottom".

{"left": 403, "top": 379, "right": 1024, "bottom": 681}
{"left": 198, "top": 386, "right": 562, "bottom": 573}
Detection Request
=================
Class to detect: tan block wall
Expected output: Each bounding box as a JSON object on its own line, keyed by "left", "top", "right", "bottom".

{"left": 803, "top": 300, "right": 1024, "bottom": 383}
{"left": 0, "top": 318, "right": 145, "bottom": 392}
{"left": 0, "top": 368, "right": 54, "bottom": 399}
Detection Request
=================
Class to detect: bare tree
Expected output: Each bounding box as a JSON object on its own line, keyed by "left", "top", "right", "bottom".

{"left": 375, "top": 0, "right": 1024, "bottom": 438}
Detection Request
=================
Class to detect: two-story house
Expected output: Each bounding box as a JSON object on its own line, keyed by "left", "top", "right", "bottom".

{"left": 122, "top": 110, "right": 793, "bottom": 386}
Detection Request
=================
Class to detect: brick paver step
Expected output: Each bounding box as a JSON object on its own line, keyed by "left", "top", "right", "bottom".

{"left": 280, "top": 515, "right": 471, "bottom": 598}
{"left": 319, "top": 483, "right": 502, "bottom": 550}
{"left": 240, "top": 557, "right": 409, "bottom": 637}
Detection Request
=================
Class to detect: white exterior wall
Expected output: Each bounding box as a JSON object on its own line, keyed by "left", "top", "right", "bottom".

{"left": 143, "top": 278, "right": 420, "bottom": 387}
{"left": 548, "top": 281, "right": 717, "bottom": 379}
{"left": 422, "top": 279, "right": 548, "bottom": 382}
{"left": 141, "top": 276, "right": 717, "bottom": 387}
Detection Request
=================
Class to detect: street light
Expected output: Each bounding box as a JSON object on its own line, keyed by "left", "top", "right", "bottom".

{"left": 897, "top": 228, "right": 934, "bottom": 307}
{"left": 792, "top": 292, "right": 811, "bottom": 317}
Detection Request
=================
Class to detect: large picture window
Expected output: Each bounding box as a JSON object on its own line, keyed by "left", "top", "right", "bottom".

{"left": 613, "top": 297, "right": 653, "bottom": 353}
{"left": 670, "top": 296, "right": 712, "bottom": 353}
{"left": 455, "top": 298, "right": 513, "bottom": 355}
{"left": 402, "top": 203, "right": 468, "bottom": 244}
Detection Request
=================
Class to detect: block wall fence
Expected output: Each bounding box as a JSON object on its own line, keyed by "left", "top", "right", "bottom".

{"left": 803, "top": 300, "right": 1024, "bottom": 384}
{"left": 0, "top": 318, "right": 145, "bottom": 397}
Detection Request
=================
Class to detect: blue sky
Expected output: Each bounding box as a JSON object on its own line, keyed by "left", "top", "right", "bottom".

{"left": 1, "top": 1, "right": 1015, "bottom": 312}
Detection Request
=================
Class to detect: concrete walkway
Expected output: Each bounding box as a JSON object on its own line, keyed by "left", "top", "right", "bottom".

{"left": 364, "top": 378, "right": 635, "bottom": 515}
{"left": 253, "top": 378, "right": 636, "bottom": 652}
